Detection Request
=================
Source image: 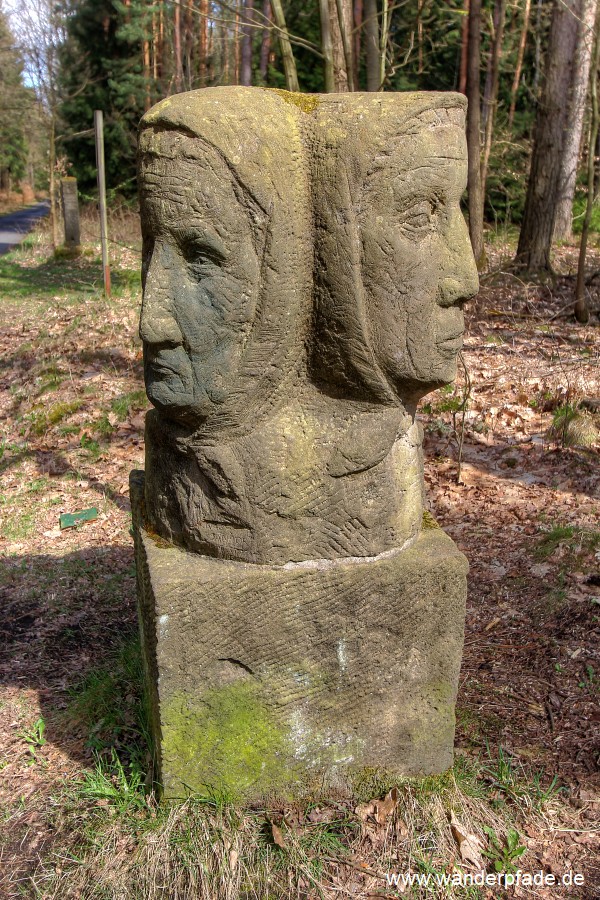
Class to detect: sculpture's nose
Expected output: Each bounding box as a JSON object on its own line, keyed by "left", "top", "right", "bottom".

{"left": 139, "top": 244, "right": 184, "bottom": 345}
{"left": 438, "top": 210, "right": 479, "bottom": 308}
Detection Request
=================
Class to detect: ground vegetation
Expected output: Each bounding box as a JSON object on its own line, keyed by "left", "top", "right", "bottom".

{"left": 0, "top": 210, "right": 598, "bottom": 900}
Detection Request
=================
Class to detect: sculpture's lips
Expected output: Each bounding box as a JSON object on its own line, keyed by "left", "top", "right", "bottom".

{"left": 436, "top": 332, "right": 464, "bottom": 351}
{"left": 147, "top": 356, "right": 181, "bottom": 378}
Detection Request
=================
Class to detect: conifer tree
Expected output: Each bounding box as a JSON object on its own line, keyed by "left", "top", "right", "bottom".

{"left": 0, "top": 2, "right": 29, "bottom": 194}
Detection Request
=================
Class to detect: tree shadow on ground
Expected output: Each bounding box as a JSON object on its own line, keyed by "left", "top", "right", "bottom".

{"left": 0, "top": 249, "right": 140, "bottom": 298}
{"left": 0, "top": 545, "right": 142, "bottom": 769}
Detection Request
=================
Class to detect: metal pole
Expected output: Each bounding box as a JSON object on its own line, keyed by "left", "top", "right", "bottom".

{"left": 94, "top": 110, "right": 111, "bottom": 297}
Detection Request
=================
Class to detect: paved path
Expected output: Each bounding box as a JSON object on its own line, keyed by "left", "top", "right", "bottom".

{"left": 0, "top": 202, "right": 50, "bottom": 256}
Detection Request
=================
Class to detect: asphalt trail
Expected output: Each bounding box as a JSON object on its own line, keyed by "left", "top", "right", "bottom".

{"left": 0, "top": 202, "right": 50, "bottom": 256}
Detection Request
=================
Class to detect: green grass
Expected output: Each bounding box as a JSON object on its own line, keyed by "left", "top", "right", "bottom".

{"left": 536, "top": 523, "right": 600, "bottom": 560}
{"left": 40, "top": 744, "right": 556, "bottom": 900}
{"left": 110, "top": 389, "right": 148, "bottom": 420}
{"left": 0, "top": 244, "right": 140, "bottom": 309}
{"left": 572, "top": 192, "right": 600, "bottom": 234}
{"left": 66, "top": 638, "right": 149, "bottom": 763}
{"left": 1, "top": 508, "right": 35, "bottom": 541}
{"left": 24, "top": 400, "right": 82, "bottom": 436}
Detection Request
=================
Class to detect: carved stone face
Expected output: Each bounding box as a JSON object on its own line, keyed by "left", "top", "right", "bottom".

{"left": 359, "top": 121, "right": 478, "bottom": 397}
{"left": 139, "top": 139, "right": 263, "bottom": 426}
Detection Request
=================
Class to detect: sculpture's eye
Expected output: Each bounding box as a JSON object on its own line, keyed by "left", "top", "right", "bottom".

{"left": 179, "top": 231, "right": 227, "bottom": 269}
{"left": 399, "top": 198, "right": 439, "bottom": 239}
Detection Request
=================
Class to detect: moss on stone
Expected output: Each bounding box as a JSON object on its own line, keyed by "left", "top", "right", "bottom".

{"left": 422, "top": 510, "right": 440, "bottom": 529}
{"left": 161, "top": 681, "right": 298, "bottom": 800}
{"left": 267, "top": 88, "right": 320, "bottom": 114}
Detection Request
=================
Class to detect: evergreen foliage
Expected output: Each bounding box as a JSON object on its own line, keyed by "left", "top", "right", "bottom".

{"left": 0, "top": 2, "right": 30, "bottom": 190}
{"left": 59, "top": 0, "right": 156, "bottom": 198}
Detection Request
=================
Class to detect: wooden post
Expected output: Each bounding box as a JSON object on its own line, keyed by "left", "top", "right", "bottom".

{"left": 94, "top": 110, "right": 111, "bottom": 298}
{"left": 60, "top": 177, "right": 81, "bottom": 249}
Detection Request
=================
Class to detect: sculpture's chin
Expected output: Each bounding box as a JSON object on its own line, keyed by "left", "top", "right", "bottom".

{"left": 146, "top": 384, "right": 199, "bottom": 427}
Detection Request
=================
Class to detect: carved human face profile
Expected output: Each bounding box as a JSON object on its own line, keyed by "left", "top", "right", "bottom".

{"left": 359, "top": 109, "right": 479, "bottom": 398}
{"left": 139, "top": 133, "right": 265, "bottom": 425}
{"left": 137, "top": 89, "right": 313, "bottom": 434}
{"left": 310, "top": 97, "right": 478, "bottom": 407}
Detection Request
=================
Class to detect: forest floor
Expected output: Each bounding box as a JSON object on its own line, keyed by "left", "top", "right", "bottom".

{"left": 0, "top": 213, "right": 598, "bottom": 899}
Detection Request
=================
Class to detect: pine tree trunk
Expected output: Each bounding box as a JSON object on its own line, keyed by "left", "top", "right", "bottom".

{"left": 481, "top": 0, "right": 506, "bottom": 191}
{"left": 270, "top": 0, "right": 299, "bottom": 91}
{"left": 364, "top": 0, "right": 379, "bottom": 90}
{"left": 481, "top": 0, "right": 505, "bottom": 134}
{"left": 508, "top": 0, "right": 531, "bottom": 130}
{"left": 260, "top": 0, "right": 272, "bottom": 80}
{"left": 234, "top": 0, "right": 241, "bottom": 84}
{"left": 328, "top": 0, "right": 352, "bottom": 90}
{"left": 466, "top": 0, "right": 485, "bottom": 267}
{"left": 49, "top": 115, "right": 57, "bottom": 248}
{"left": 318, "top": 0, "right": 335, "bottom": 91}
{"left": 222, "top": 20, "right": 230, "bottom": 84}
{"left": 575, "top": 11, "right": 600, "bottom": 322}
{"left": 335, "top": 0, "right": 355, "bottom": 89}
{"left": 379, "top": 0, "right": 390, "bottom": 88}
{"left": 554, "top": 0, "right": 598, "bottom": 241}
{"left": 241, "top": 0, "right": 254, "bottom": 85}
{"left": 199, "top": 0, "right": 208, "bottom": 86}
{"left": 459, "top": 0, "right": 469, "bottom": 94}
{"left": 174, "top": 1, "right": 183, "bottom": 91}
{"left": 143, "top": 39, "right": 151, "bottom": 109}
{"left": 417, "top": 0, "right": 426, "bottom": 75}
{"left": 517, "top": 0, "right": 583, "bottom": 271}
{"left": 353, "top": 0, "right": 362, "bottom": 89}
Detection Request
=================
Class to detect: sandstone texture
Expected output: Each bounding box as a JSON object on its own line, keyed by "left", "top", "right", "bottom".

{"left": 133, "top": 87, "right": 477, "bottom": 797}
{"left": 131, "top": 471, "right": 468, "bottom": 799}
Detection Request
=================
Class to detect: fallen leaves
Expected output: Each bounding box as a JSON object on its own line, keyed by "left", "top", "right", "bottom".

{"left": 449, "top": 810, "right": 485, "bottom": 870}
{"left": 270, "top": 821, "right": 287, "bottom": 850}
{"left": 356, "top": 787, "right": 399, "bottom": 826}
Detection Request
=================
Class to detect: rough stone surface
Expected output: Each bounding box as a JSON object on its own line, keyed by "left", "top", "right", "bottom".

{"left": 133, "top": 87, "right": 478, "bottom": 796}
{"left": 60, "top": 177, "right": 80, "bottom": 248}
{"left": 131, "top": 471, "right": 468, "bottom": 800}
{"left": 137, "top": 87, "right": 478, "bottom": 566}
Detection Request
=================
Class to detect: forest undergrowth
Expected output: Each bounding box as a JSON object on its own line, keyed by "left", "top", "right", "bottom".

{"left": 0, "top": 214, "right": 598, "bottom": 898}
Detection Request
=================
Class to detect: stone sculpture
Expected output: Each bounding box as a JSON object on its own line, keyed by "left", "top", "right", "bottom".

{"left": 131, "top": 87, "right": 478, "bottom": 800}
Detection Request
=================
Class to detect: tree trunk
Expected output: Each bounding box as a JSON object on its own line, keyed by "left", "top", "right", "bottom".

{"left": 353, "top": 0, "right": 363, "bottom": 89}
{"left": 234, "top": 0, "right": 241, "bottom": 84}
{"left": 459, "top": 0, "right": 469, "bottom": 94}
{"left": 517, "top": 1, "right": 584, "bottom": 271}
{"left": 481, "top": 0, "right": 506, "bottom": 191}
{"left": 49, "top": 114, "right": 57, "bottom": 248}
{"left": 328, "top": 0, "right": 353, "bottom": 90}
{"left": 240, "top": 0, "right": 254, "bottom": 86}
{"left": 481, "top": 0, "right": 505, "bottom": 134}
{"left": 259, "top": 0, "right": 272, "bottom": 81}
{"left": 533, "top": 0, "right": 543, "bottom": 92}
{"left": 364, "top": 0, "right": 379, "bottom": 91}
{"left": 575, "top": 12, "right": 600, "bottom": 323}
{"left": 199, "top": 0, "right": 209, "bottom": 86}
{"left": 174, "top": 1, "right": 183, "bottom": 91}
{"left": 143, "top": 38, "right": 151, "bottom": 109}
{"left": 222, "top": 19, "right": 230, "bottom": 84}
{"left": 270, "top": 0, "right": 299, "bottom": 91}
{"left": 554, "top": 0, "right": 598, "bottom": 241}
{"left": 335, "top": 0, "right": 355, "bottom": 90}
{"left": 508, "top": 0, "right": 531, "bottom": 130}
{"left": 417, "top": 0, "right": 427, "bottom": 75}
{"left": 379, "top": 0, "right": 390, "bottom": 89}
{"left": 466, "top": 0, "right": 485, "bottom": 267}
{"left": 184, "top": 0, "right": 194, "bottom": 90}
{"left": 318, "top": 0, "right": 335, "bottom": 91}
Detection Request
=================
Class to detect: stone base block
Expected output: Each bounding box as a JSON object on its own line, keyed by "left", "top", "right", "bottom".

{"left": 130, "top": 470, "right": 468, "bottom": 801}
